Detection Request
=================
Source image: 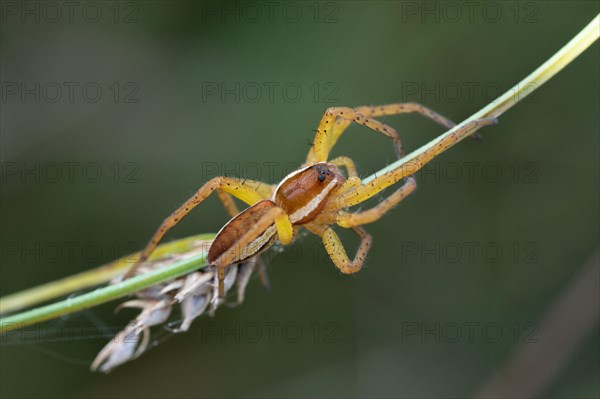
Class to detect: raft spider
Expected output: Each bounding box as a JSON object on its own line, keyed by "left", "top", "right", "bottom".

{"left": 125, "top": 102, "right": 495, "bottom": 295}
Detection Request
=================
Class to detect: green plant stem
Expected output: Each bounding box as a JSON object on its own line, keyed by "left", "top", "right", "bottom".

{"left": 0, "top": 15, "right": 598, "bottom": 335}
{"left": 0, "top": 257, "right": 130, "bottom": 315}
{"left": 0, "top": 234, "right": 214, "bottom": 315}
{"left": 364, "top": 14, "right": 599, "bottom": 184}
{"left": 0, "top": 236, "right": 213, "bottom": 333}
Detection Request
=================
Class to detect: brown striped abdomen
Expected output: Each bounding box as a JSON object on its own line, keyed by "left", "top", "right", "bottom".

{"left": 208, "top": 199, "right": 278, "bottom": 265}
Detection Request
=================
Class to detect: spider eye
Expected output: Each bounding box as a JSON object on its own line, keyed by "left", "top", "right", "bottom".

{"left": 316, "top": 165, "right": 329, "bottom": 182}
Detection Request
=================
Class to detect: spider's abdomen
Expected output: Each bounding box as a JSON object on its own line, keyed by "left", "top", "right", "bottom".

{"left": 273, "top": 162, "right": 345, "bottom": 224}
{"left": 208, "top": 199, "right": 278, "bottom": 265}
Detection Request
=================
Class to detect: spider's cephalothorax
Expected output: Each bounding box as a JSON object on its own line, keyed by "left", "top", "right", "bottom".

{"left": 207, "top": 163, "right": 345, "bottom": 272}
{"left": 124, "top": 103, "right": 495, "bottom": 296}
{"left": 273, "top": 162, "right": 345, "bottom": 224}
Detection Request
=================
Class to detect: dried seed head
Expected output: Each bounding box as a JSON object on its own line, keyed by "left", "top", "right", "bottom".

{"left": 91, "top": 299, "right": 171, "bottom": 373}
{"left": 91, "top": 240, "right": 263, "bottom": 372}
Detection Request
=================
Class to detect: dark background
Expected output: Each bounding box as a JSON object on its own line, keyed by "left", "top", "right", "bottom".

{"left": 1, "top": 1, "right": 598, "bottom": 398}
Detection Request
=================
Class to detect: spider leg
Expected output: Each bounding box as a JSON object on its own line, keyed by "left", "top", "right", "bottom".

{"left": 242, "top": 179, "right": 275, "bottom": 199}
{"left": 340, "top": 118, "right": 497, "bottom": 207}
{"left": 329, "top": 156, "right": 358, "bottom": 178}
{"left": 234, "top": 255, "right": 271, "bottom": 303}
{"left": 307, "top": 102, "right": 459, "bottom": 163}
{"left": 256, "top": 257, "right": 271, "bottom": 292}
{"left": 124, "top": 176, "right": 272, "bottom": 278}
{"left": 321, "top": 226, "right": 372, "bottom": 274}
{"left": 336, "top": 177, "right": 417, "bottom": 227}
{"left": 352, "top": 102, "right": 455, "bottom": 128}
{"left": 308, "top": 107, "right": 404, "bottom": 162}
{"left": 217, "top": 179, "right": 274, "bottom": 217}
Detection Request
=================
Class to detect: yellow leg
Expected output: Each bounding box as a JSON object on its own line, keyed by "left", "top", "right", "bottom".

{"left": 309, "top": 107, "right": 404, "bottom": 162}
{"left": 217, "top": 179, "right": 274, "bottom": 217}
{"left": 322, "top": 226, "right": 372, "bottom": 274}
{"left": 340, "top": 119, "right": 496, "bottom": 207}
{"left": 216, "top": 191, "right": 241, "bottom": 217}
{"left": 352, "top": 102, "right": 455, "bottom": 127}
{"left": 331, "top": 176, "right": 362, "bottom": 198}
{"left": 307, "top": 102, "right": 458, "bottom": 163}
{"left": 331, "top": 103, "right": 457, "bottom": 149}
{"left": 329, "top": 156, "right": 358, "bottom": 178}
{"left": 242, "top": 179, "right": 275, "bottom": 199}
{"left": 336, "top": 177, "right": 417, "bottom": 227}
{"left": 124, "top": 177, "right": 271, "bottom": 278}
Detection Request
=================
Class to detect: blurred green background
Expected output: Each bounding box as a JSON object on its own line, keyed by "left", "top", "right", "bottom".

{"left": 1, "top": 1, "right": 598, "bottom": 398}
